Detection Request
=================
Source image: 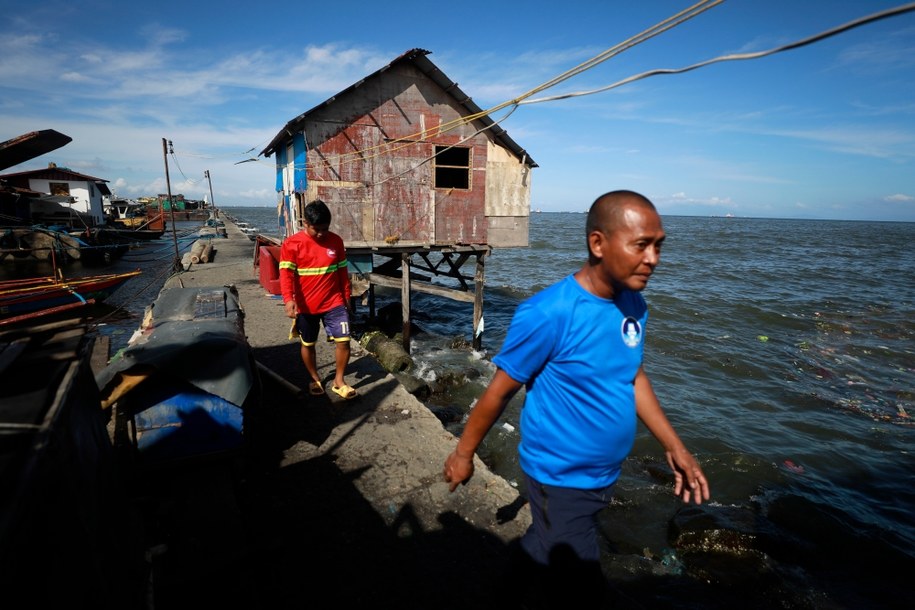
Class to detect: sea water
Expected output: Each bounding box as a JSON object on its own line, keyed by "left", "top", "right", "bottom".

{"left": 86, "top": 207, "right": 915, "bottom": 606}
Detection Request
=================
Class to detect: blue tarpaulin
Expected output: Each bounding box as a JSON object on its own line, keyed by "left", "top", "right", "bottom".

{"left": 275, "top": 144, "right": 286, "bottom": 192}
{"left": 293, "top": 132, "right": 307, "bottom": 193}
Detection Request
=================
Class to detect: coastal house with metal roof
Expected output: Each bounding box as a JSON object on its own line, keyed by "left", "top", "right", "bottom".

{"left": 0, "top": 164, "right": 109, "bottom": 227}
{"left": 260, "top": 48, "right": 537, "bottom": 249}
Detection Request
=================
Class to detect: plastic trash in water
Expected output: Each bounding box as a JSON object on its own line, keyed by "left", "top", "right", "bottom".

{"left": 660, "top": 548, "right": 684, "bottom": 575}
{"left": 783, "top": 459, "right": 805, "bottom": 474}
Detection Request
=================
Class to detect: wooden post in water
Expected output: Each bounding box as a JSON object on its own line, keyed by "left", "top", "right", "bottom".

{"left": 401, "top": 252, "right": 411, "bottom": 353}
{"left": 473, "top": 253, "right": 485, "bottom": 350}
{"left": 353, "top": 244, "right": 490, "bottom": 355}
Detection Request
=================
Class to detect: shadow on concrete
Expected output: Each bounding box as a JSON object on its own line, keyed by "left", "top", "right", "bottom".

{"left": 125, "top": 343, "right": 528, "bottom": 609}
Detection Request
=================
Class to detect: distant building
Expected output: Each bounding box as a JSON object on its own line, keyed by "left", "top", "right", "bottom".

{"left": 260, "top": 48, "right": 537, "bottom": 248}
{"left": 0, "top": 164, "right": 109, "bottom": 226}
{"left": 156, "top": 193, "right": 187, "bottom": 211}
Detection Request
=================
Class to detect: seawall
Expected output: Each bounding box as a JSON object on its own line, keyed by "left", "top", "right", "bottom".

{"left": 150, "top": 215, "right": 531, "bottom": 606}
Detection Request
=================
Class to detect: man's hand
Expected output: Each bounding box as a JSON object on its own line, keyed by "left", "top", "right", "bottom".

{"left": 283, "top": 301, "right": 297, "bottom": 319}
{"left": 666, "top": 448, "right": 710, "bottom": 505}
{"left": 443, "top": 450, "right": 474, "bottom": 492}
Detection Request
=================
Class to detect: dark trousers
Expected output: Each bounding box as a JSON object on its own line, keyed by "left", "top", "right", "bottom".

{"left": 510, "top": 473, "right": 615, "bottom": 608}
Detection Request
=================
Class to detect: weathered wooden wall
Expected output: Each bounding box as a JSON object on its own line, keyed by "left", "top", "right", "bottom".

{"left": 485, "top": 143, "right": 531, "bottom": 248}
{"left": 298, "top": 62, "right": 524, "bottom": 247}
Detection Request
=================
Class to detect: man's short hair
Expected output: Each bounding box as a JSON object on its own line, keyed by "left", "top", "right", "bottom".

{"left": 586, "top": 190, "right": 655, "bottom": 236}
{"left": 304, "top": 199, "right": 332, "bottom": 226}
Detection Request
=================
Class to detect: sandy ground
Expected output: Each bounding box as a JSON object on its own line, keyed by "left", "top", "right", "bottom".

{"left": 119, "top": 217, "right": 532, "bottom": 608}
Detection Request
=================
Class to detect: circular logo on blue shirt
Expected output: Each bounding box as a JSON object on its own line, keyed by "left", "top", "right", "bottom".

{"left": 621, "top": 317, "right": 642, "bottom": 348}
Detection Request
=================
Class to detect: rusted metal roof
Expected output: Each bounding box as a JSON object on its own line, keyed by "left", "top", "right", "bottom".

{"left": 260, "top": 48, "right": 537, "bottom": 168}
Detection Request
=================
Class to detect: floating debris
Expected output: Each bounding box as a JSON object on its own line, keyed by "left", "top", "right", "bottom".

{"left": 783, "top": 460, "right": 805, "bottom": 474}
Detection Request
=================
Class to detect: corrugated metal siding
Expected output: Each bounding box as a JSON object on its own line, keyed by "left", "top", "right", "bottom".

{"left": 374, "top": 142, "right": 433, "bottom": 242}
{"left": 304, "top": 64, "right": 494, "bottom": 245}
{"left": 267, "top": 51, "right": 532, "bottom": 247}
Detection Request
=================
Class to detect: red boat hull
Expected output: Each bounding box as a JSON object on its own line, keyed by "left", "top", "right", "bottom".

{"left": 0, "top": 270, "right": 142, "bottom": 324}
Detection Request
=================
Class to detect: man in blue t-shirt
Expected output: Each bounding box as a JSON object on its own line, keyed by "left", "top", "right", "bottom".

{"left": 444, "top": 190, "right": 710, "bottom": 603}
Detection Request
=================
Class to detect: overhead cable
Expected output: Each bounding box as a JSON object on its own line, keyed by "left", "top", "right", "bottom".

{"left": 520, "top": 2, "right": 915, "bottom": 105}
{"left": 286, "top": 0, "right": 725, "bottom": 171}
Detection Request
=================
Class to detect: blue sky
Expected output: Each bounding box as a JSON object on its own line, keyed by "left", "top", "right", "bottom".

{"left": 1, "top": 0, "right": 913, "bottom": 221}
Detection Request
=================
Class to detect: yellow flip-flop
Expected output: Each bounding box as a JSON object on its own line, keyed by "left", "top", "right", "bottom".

{"left": 331, "top": 384, "right": 357, "bottom": 400}
{"left": 308, "top": 381, "right": 325, "bottom": 396}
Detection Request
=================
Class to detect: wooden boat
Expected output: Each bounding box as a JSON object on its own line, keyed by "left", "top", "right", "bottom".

{"left": 0, "top": 269, "right": 142, "bottom": 326}
{"left": 101, "top": 204, "right": 167, "bottom": 241}
{"left": 100, "top": 226, "right": 165, "bottom": 241}
{"left": 104, "top": 198, "right": 146, "bottom": 228}
{"left": 96, "top": 286, "right": 260, "bottom": 465}
{"left": 0, "top": 318, "right": 117, "bottom": 604}
{"left": 0, "top": 129, "right": 72, "bottom": 171}
{"left": 71, "top": 227, "right": 133, "bottom": 265}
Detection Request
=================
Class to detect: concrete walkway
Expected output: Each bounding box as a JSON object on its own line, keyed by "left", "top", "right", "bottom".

{"left": 144, "top": 217, "right": 531, "bottom": 607}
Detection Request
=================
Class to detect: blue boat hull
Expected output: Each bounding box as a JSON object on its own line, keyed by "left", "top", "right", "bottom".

{"left": 128, "top": 382, "right": 245, "bottom": 463}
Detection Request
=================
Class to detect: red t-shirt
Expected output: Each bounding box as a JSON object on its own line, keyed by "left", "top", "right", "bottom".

{"left": 279, "top": 230, "right": 351, "bottom": 314}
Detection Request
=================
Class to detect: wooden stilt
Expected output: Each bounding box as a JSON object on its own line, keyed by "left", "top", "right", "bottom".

{"left": 368, "top": 284, "right": 376, "bottom": 320}
{"left": 401, "top": 252, "right": 411, "bottom": 353}
{"left": 472, "top": 253, "right": 485, "bottom": 350}
{"left": 351, "top": 244, "right": 491, "bottom": 354}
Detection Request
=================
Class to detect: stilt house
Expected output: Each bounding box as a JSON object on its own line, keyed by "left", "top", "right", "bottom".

{"left": 258, "top": 48, "right": 538, "bottom": 350}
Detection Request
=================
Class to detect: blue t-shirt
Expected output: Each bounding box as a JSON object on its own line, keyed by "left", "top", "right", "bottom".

{"left": 493, "top": 274, "right": 648, "bottom": 489}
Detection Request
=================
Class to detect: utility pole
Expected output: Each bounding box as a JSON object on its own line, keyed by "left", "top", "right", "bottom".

{"left": 205, "top": 169, "right": 216, "bottom": 211}
{"left": 162, "top": 138, "right": 182, "bottom": 272}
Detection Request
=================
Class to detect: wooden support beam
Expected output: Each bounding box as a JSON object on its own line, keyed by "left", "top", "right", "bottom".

{"left": 351, "top": 244, "right": 491, "bottom": 352}
{"left": 368, "top": 284, "right": 376, "bottom": 320}
{"left": 366, "top": 273, "right": 475, "bottom": 302}
{"left": 401, "top": 253, "right": 411, "bottom": 353}
{"left": 473, "top": 253, "right": 485, "bottom": 350}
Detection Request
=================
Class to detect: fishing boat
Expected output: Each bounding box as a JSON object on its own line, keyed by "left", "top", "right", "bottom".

{"left": 0, "top": 269, "right": 142, "bottom": 326}
{"left": 104, "top": 198, "right": 146, "bottom": 228}
{"left": 70, "top": 227, "right": 134, "bottom": 265}
{"left": 97, "top": 203, "right": 168, "bottom": 242}
{"left": 99, "top": 226, "right": 165, "bottom": 242}
{"left": 0, "top": 318, "right": 117, "bottom": 604}
{"left": 0, "top": 129, "right": 72, "bottom": 170}
{"left": 96, "top": 285, "right": 260, "bottom": 465}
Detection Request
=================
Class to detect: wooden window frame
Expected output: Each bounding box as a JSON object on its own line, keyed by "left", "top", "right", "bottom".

{"left": 433, "top": 146, "right": 471, "bottom": 190}
{"left": 49, "top": 182, "right": 70, "bottom": 196}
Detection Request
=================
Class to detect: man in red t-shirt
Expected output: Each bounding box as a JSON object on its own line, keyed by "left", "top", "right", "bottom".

{"left": 279, "top": 199, "right": 356, "bottom": 399}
